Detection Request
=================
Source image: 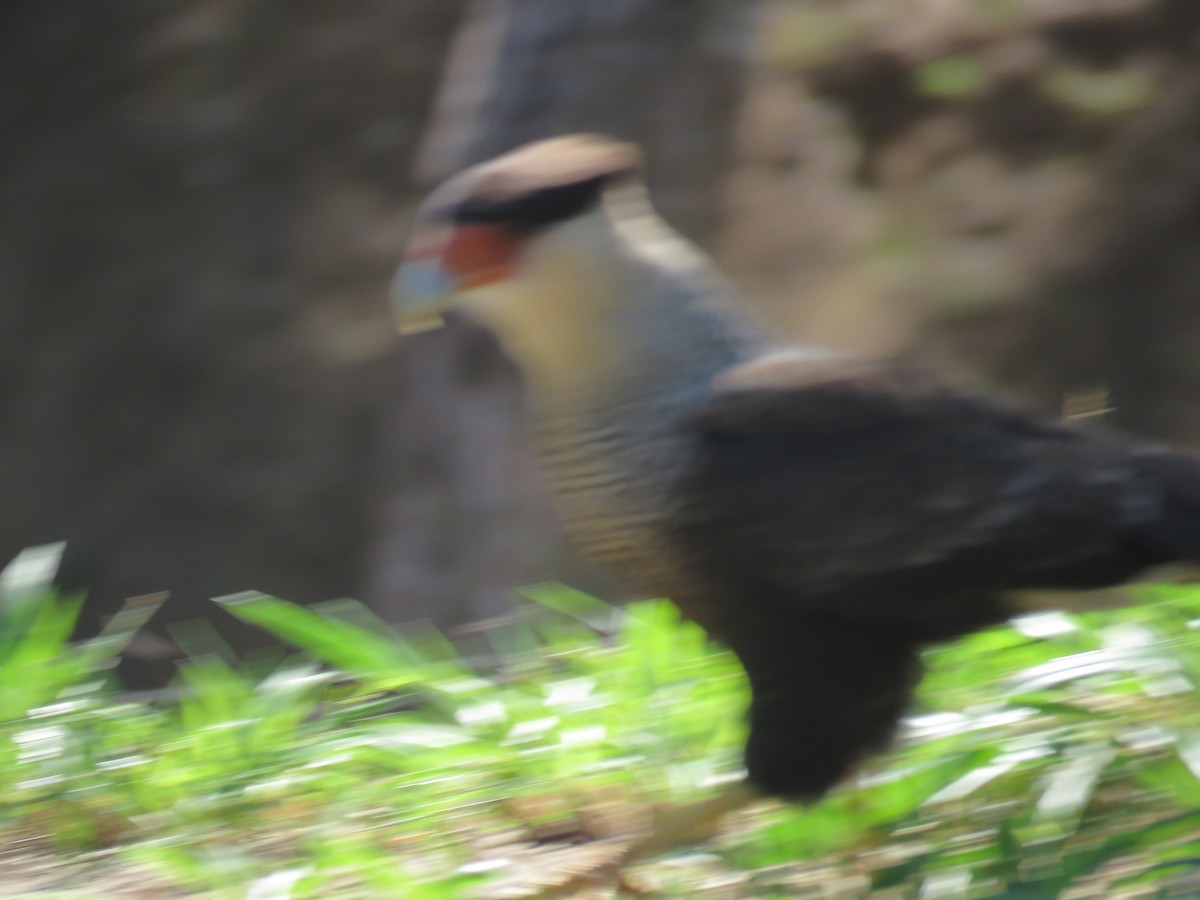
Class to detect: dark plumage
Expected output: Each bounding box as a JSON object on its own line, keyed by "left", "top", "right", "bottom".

{"left": 677, "top": 356, "right": 1200, "bottom": 797}
{"left": 393, "top": 134, "right": 1200, "bottom": 868}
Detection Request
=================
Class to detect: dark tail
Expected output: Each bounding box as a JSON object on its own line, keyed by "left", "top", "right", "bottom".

{"left": 1134, "top": 450, "right": 1200, "bottom": 563}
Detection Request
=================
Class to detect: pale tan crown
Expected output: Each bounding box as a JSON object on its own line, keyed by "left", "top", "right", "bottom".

{"left": 421, "top": 135, "right": 643, "bottom": 228}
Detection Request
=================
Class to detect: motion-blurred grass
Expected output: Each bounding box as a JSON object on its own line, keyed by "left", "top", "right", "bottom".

{"left": 4, "top": 546, "right": 1200, "bottom": 897}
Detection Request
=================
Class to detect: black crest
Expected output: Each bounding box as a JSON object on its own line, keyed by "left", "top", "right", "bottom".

{"left": 449, "top": 135, "right": 642, "bottom": 234}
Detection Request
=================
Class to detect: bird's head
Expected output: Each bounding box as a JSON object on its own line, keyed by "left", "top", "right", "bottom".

{"left": 393, "top": 134, "right": 644, "bottom": 338}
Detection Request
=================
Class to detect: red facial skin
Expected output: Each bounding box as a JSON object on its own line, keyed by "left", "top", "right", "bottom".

{"left": 442, "top": 224, "right": 522, "bottom": 288}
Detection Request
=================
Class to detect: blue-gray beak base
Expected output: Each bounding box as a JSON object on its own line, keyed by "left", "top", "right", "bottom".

{"left": 391, "top": 259, "right": 456, "bottom": 334}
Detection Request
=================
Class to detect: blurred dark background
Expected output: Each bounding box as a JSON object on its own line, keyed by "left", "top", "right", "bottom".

{"left": 5, "top": 0, "right": 1200, "bottom": 684}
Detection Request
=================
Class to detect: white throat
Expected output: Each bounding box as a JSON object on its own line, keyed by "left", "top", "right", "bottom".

{"left": 455, "top": 206, "right": 645, "bottom": 404}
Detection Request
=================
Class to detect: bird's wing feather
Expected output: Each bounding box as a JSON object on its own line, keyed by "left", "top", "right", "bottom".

{"left": 675, "top": 354, "right": 1164, "bottom": 628}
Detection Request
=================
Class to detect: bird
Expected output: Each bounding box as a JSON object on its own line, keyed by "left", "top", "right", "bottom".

{"left": 392, "top": 134, "right": 1200, "bottom": 884}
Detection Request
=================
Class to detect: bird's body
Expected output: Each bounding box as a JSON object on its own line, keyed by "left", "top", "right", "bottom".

{"left": 395, "top": 134, "right": 1200, "bottom": 852}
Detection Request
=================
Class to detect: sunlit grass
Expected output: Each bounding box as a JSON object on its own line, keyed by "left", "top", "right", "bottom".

{"left": 4, "top": 545, "right": 1200, "bottom": 896}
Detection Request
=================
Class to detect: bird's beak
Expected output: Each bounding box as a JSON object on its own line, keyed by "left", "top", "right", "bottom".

{"left": 391, "top": 254, "right": 454, "bottom": 334}
{"left": 391, "top": 224, "right": 523, "bottom": 335}
{"left": 391, "top": 226, "right": 458, "bottom": 334}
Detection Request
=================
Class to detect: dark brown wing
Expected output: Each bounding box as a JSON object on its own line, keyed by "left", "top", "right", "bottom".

{"left": 672, "top": 354, "right": 1181, "bottom": 636}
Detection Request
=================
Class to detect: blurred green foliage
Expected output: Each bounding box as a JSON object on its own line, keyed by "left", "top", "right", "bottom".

{"left": 1040, "top": 65, "right": 1158, "bottom": 119}
{"left": 915, "top": 58, "right": 992, "bottom": 100}
{"left": 4, "top": 546, "right": 1200, "bottom": 896}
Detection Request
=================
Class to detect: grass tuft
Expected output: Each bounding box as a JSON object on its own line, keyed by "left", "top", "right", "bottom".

{"left": 4, "top": 547, "right": 1200, "bottom": 895}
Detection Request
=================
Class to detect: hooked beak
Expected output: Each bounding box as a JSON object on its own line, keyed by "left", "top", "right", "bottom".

{"left": 391, "top": 252, "right": 455, "bottom": 335}
{"left": 391, "top": 224, "right": 523, "bottom": 335}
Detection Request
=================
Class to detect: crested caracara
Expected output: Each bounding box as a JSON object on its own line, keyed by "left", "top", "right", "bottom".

{"left": 393, "top": 135, "right": 1200, "bottom": 872}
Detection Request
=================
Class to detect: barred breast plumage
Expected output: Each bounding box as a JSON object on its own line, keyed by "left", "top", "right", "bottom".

{"left": 523, "top": 252, "right": 762, "bottom": 606}
{"left": 532, "top": 383, "right": 703, "bottom": 601}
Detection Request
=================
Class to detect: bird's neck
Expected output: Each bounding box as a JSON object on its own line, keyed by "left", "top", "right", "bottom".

{"left": 461, "top": 200, "right": 763, "bottom": 413}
